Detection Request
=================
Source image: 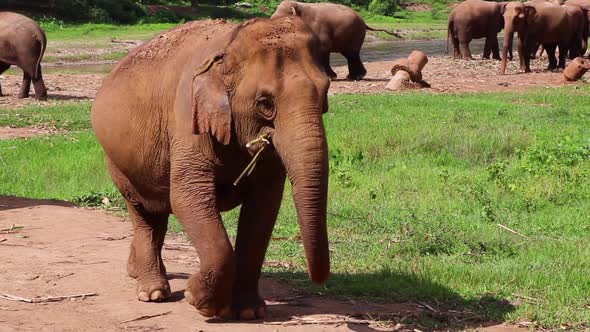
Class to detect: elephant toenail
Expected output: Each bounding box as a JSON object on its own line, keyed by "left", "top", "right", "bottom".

{"left": 184, "top": 290, "right": 195, "bottom": 305}
{"left": 197, "top": 307, "right": 216, "bottom": 317}
{"left": 150, "top": 290, "right": 165, "bottom": 301}
{"left": 239, "top": 308, "right": 256, "bottom": 320}
{"left": 138, "top": 291, "right": 150, "bottom": 302}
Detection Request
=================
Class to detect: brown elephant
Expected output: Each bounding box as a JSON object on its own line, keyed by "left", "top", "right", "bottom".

{"left": 271, "top": 1, "right": 402, "bottom": 80}
{"left": 501, "top": 1, "right": 571, "bottom": 74}
{"left": 91, "top": 18, "right": 330, "bottom": 320}
{"left": 563, "top": 3, "right": 588, "bottom": 58}
{"left": 447, "top": 0, "right": 511, "bottom": 60}
{"left": 0, "top": 12, "right": 47, "bottom": 99}
{"left": 565, "top": 0, "right": 590, "bottom": 55}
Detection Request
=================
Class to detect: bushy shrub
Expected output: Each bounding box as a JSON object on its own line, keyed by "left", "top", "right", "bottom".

{"left": 368, "top": 0, "right": 399, "bottom": 16}
{"left": 53, "top": 0, "right": 146, "bottom": 23}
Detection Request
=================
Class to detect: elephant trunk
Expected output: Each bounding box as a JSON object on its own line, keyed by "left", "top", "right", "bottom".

{"left": 501, "top": 21, "right": 514, "bottom": 74}
{"left": 273, "top": 110, "right": 330, "bottom": 284}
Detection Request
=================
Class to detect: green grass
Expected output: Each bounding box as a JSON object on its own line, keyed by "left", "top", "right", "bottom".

{"left": 1, "top": 88, "right": 589, "bottom": 328}
{"left": 0, "top": 102, "right": 92, "bottom": 130}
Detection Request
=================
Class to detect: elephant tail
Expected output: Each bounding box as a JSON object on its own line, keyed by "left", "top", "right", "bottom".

{"left": 33, "top": 29, "right": 46, "bottom": 80}
{"left": 365, "top": 24, "right": 404, "bottom": 38}
{"left": 446, "top": 20, "right": 452, "bottom": 55}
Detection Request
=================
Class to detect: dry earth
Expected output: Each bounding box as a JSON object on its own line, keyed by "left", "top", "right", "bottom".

{"left": 0, "top": 196, "right": 528, "bottom": 331}
{"left": 0, "top": 55, "right": 581, "bottom": 110}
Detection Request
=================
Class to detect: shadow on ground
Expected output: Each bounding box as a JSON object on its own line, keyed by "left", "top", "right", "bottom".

{"left": 0, "top": 195, "right": 76, "bottom": 211}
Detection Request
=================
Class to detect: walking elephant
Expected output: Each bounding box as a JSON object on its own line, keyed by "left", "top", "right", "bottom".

{"left": 447, "top": 0, "right": 510, "bottom": 60}
{"left": 0, "top": 12, "right": 47, "bottom": 99}
{"left": 92, "top": 18, "right": 331, "bottom": 320}
{"left": 501, "top": 1, "right": 571, "bottom": 74}
{"left": 271, "top": 1, "right": 402, "bottom": 80}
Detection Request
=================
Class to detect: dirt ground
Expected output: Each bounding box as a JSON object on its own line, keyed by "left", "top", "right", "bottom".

{"left": 0, "top": 55, "right": 580, "bottom": 110}
{"left": 0, "top": 196, "right": 529, "bottom": 331}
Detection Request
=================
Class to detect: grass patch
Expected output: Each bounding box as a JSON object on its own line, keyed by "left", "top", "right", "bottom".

{"left": 1, "top": 88, "right": 589, "bottom": 327}
{"left": 0, "top": 102, "right": 92, "bottom": 130}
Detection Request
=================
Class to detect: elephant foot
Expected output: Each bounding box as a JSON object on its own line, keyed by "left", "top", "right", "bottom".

{"left": 346, "top": 72, "right": 366, "bottom": 81}
{"left": 136, "top": 275, "right": 171, "bottom": 302}
{"left": 185, "top": 271, "right": 233, "bottom": 318}
{"left": 232, "top": 289, "right": 266, "bottom": 320}
{"left": 326, "top": 71, "right": 337, "bottom": 80}
{"left": 17, "top": 93, "right": 29, "bottom": 99}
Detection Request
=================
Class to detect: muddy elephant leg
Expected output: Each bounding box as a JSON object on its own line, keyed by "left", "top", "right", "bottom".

{"left": 18, "top": 71, "right": 31, "bottom": 99}
{"left": 557, "top": 42, "right": 568, "bottom": 69}
{"left": 232, "top": 163, "right": 285, "bottom": 320}
{"left": 322, "top": 52, "right": 337, "bottom": 80}
{"left": 32, "top": 66, "right": 47, "bottom": 100}
{"left": 0, "top": 62, "right": 10, "bottom": 97}
{"left": 544, "top": 43, "right": 558, "bottom": 70}
{"left": 452, "top": 36, "right": 461, "bottom": 59}
{"left": 107, "top": 159, "right": 170, "bottom": 302}
{"left": 342, "top": 50, "right": 367, "bottom": 81}
{"left": 490, "top": 35, "right": 501, "bottom": 60}
{"left": 483, "top": 37, "right": 491, "bottom": 59}
{"left": 459, "top": 40, "right": 474, "bottom": 60}
{"left": 170, "top": 166, "right": 235, "bottom": 317}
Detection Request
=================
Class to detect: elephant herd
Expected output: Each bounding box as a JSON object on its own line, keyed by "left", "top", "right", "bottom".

{"left": 449, "top": 0, "right": 590, "bottom": 74}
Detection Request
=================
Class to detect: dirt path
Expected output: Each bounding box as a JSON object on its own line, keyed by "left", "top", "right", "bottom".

{"left": 0, "top": 196, "right": 526, "bottom": 331}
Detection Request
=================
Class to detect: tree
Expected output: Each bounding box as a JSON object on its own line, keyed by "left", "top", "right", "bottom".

{"left": 191, "top": 0, "right": 197, "bottom": 8}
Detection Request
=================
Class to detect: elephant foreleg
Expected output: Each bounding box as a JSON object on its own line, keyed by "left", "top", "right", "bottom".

{"left": 171, "top": 165, "right": 235, "bottom": 318}
{"left": 557, "top": 42, "right": 568, "bottom": 69}
{"left": 18, "top": 71, "right": 31, "bottom": 99}
{"left": 490, "top": 35, "right": 501, "bottom": 60}
{"left": 544, "top": 43, "right": 558, "bottom": 70}
{"left": 483, "top": 37, "right": 491, "bottom": 59}
{"left": 342, "top": 50, "right": 367, "bottom": 81}
{"left": 108, "top": 159, "right": 171, "bottom": 302}
{"left": 233, "top": 161, "right": 286, "bottom": 320}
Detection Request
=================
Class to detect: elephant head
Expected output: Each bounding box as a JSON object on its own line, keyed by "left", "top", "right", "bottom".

{"left": 192, "top": 17, "right": 331, "bottom": 284}
{"left": 271, "top": 1, "right": 300, "bottom": 18}
{"left": 501, "top": 2, "right": 536, "bottom": 74}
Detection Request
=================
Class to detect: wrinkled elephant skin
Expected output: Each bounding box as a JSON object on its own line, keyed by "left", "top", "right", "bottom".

{"left": 91, "top": 18, "right": 331, "bottom": 320}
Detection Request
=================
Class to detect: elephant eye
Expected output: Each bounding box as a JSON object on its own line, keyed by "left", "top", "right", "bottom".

{"left": 256, "top": 96, "right": 276, "bottom": 120}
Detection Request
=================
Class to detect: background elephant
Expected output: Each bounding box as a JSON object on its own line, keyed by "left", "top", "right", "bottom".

{"left": 563, "top": 3, "right": 587, "bottom": 58}
{"left": 566, "top": 0, "right": 590, "bottom": 55}
{"left": 92, "top": 17, "right": 330, "bottom": 320}
{"left": 0, "top": 12, "right": 47, "bottom": 99}
{"left": 271, "top": 1, "right": 402, "bottom": 80}
{"left": 501, "top": 1, "right": 571, "bottom": 74}
{"left": 447, "top": 0, "right": 510, "bottom": 60}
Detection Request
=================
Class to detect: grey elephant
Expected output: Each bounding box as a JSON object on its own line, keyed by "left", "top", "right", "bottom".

{"left": 92, "top": 17, "right": 330, "bottom": 320}
{"left": 448, "top": 0, "right": 511, "bottom": 60}
{"left": 0, "top": 12, "right": 47, "bottom": 99}
{"left": 271, "top": 1, "right": 402, "bottom": 80}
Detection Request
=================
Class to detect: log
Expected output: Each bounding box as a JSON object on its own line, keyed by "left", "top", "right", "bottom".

{"left": 385, "top": 70, "right": 411, "bottom": 91}
{"left": 563, "top": 57, "right": 590, "bottom": 81}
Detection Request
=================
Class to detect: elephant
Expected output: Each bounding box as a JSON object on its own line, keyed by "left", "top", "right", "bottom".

{"left": 91, "top": 17, "right": 331, "bottom": 320}
{"left": 565, "top": 0, "right": 590, "bottom": 55}
{"left": 501, "top": 1, "right": 571, "bottom": 74}
{"left": 563, "top": 3, "right": 588, "bottom": 58}
{"left": 0, "top": 12, "right": 47, "bottom": 99}
{"left": 447, "top": 0, "right": 511, "bottom": 60}
{"left": 271, "top": 1, "right": 402, "bottom": 81}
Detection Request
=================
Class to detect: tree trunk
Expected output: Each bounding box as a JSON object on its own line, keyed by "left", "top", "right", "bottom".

{"left": 191, "top": 0, "right": 198, "bottom": 8}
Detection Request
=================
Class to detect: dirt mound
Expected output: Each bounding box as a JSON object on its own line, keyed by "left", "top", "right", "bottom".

{"left": 0, "top": 196, "right": 527, "bottom": 331}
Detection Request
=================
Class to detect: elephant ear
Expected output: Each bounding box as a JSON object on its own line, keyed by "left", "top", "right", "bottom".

{"left": 499, "top": 2, "right": 508, "bottom": 14}
{"left": 191, "top": 53, "right": 232, "bottom": 145}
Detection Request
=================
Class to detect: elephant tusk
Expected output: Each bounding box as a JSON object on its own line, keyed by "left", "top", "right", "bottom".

{"left": 233, "top": 133, "right": 271, "bottom": 186}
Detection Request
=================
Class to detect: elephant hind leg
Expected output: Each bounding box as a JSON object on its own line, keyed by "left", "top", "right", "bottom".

{"left": 342, "top": 50, "right": 367, "bottom": 81}
{"left": 452, "top": 36, "right": 461, "bottom": 59}
{"left": 32, "top": 66, "right": 47, "bottom": 100}
{"left": 107, "top": 159, "right": 171, "bottom": 302}
{"left": 459, "top": 40, "right": 474, "bottom": 60}
{"left": 0, "top": 62, "right": 10, "bottom": 97}
{"left": 544, "top": 43, "right": 558, "bottom": 70}
{"left": 18, "top": 71, "right": 31, "bottom": 99}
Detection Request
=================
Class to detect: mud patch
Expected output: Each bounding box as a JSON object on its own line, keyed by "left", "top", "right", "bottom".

{"left": 0, "top": 126, "right": 61, "bottom": 140}
{"left": 0, "top": 196, "right": 529, "bottom": 331}
{"left": 0, "top": 73, "right": 102, "bottom": 109}
{"left": 328, "top": 56, "right": 580, "bottom": 95}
